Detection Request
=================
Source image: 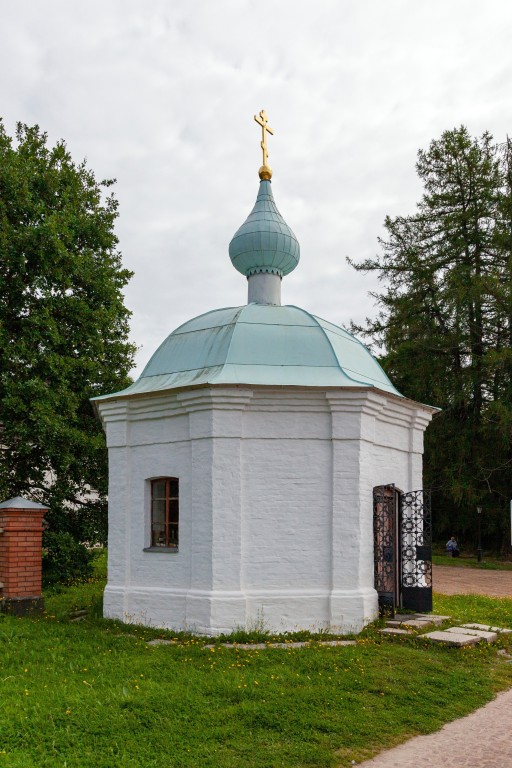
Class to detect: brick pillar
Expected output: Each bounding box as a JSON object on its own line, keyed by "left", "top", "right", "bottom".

{"left": 0, "top": 496, "right": 48, "bottom": 616}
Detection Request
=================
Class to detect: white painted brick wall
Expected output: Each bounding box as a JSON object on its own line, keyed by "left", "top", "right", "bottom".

{"left": 99, "top": 387, "right": 434, "bottom": 634}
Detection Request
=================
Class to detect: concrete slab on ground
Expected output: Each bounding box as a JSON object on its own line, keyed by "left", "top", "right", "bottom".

{"left": 462, "top": 623, "right": 512, "bottom": 634}
{"left": 268, "top": 642, "right": 308, "bottom": 649}
{"left": 422, "top": 630, "right": 480, "bottom": 646}
{"left": 203, "top": 640, "right": 357, "bottom": 650}
{"left": 445, "top": 627, "right": 497, "bottom": 642}
{"left": 395, "top": 613, "right": 450, "bottom": 622}
{"left": 386, "top": 615, "right": 450, "bottom": 628}
{"left": 379, "top": 628, "right": 413, "bottom": 636}
{"left": 396, "top": 618, "right": 441, "bottom": 628}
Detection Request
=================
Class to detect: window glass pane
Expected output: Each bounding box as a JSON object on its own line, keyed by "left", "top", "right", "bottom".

{"left": 152, "top": 479, "right": 166, "bottom": 499}
{"left": 152, "top": 499, "right": 165, "bottom": 524}
{"left": 168, "top": 499, "right": 179, "bottom": 524}
{"left": 169, "top": 479, "right": 179, "bottom": 498}
{"left": 152, "top": 525, "right": 166, "bottom": 547}
{"left": 167, "top": 524, "right": 178, "bottom": 547}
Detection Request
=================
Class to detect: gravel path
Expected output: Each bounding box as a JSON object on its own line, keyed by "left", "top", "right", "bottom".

{"left": 357, "top": 687, "right": 512, "bottom": 767}
{"left": 356, "top": 565, "right": 512, "bottom": 767}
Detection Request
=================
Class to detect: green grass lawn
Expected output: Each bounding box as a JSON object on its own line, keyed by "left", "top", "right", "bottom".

{"left": 1, "top": 553, "right": 512, "bottom": 768}
{"left": 433, "top": 553, "right": 512, "bottom": 570}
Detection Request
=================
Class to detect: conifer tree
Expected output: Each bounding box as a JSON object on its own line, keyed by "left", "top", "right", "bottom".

{"left": 350, "top": 127, "right": 512, "bottom": 548}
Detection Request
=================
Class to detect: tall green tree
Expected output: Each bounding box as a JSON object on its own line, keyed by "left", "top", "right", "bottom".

{"left": 0, "top": 121, "right": 136, "bottom": 543}
{"left": 350, "top": 127, "right": 512, "bottom": 549}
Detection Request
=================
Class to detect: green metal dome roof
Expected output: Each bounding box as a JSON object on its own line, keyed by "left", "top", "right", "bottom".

{"left": 228, "top": 180, "right": 300, "bottom": 277}
{"left": 94, "top": 304, "right": 402, "bottom": 400}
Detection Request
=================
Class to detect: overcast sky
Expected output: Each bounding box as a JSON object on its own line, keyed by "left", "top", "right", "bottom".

{"left": 2, "top": 1, "right": 511, "bottom": 376}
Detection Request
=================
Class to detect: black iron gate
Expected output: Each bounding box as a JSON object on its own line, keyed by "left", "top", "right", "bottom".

{"left": 373, "top": 486, "right": 432, "bottom": 615}
{"left": 373, "top": 485, "right": 399, "bottom": 615}
{"left": 400, "top": 489, "right": 432, "bottom": 612}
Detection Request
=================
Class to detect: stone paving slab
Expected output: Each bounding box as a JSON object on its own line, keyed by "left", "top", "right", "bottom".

{"left": 399, "top": 618, "right": 440, "bottom": 628}
{"left": 385, "top": 620, "right": 411, "bottom": 627}
{"left": 445, "top": 627, "right": 497, "bottom": 643}
{"left": 387, "top": 618, "right": 441, "bottom": 629}
{"left": 357, "top": 687, "right": 512, "bottom": 767}
{"left": 421, "top": 630, "right": 480, "bottom": 646}
{"left": 385, "top": 620, "right": 417, "bottom": 628}
{"left": 417, "top": 615, "right": 449, "bottom": 625}
{"left": 205, "top": 642, "right": 279, "bottom": 650}
{"left": 266, "top": 642, "right": 309, "bottom": 649}
{"left": 379, "top": 628, "right": 413, "bottom": 636}
{"left": 394, "top": 613, "right": 450, "bottom": 622}
{"left": 386, "top": 614, "right": 449, "bottom": 629}
{"left": 462, "top": 623, "right": 512, "bottom": 634}
{"left": 202, "top": 640, "right": 357, "bottom": 650}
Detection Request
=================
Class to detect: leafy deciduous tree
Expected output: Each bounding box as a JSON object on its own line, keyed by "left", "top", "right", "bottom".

{"left": 0, "top": 121, "right": 135, "bottom": 543}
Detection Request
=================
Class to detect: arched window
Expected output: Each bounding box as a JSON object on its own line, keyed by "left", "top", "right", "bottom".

{"left": 151, "top": 478, "right": 179, "bottom": 549}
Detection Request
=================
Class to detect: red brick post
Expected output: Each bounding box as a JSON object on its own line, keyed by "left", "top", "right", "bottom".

{"left": 0, "top": 496, "right": 48, "bottom": 616}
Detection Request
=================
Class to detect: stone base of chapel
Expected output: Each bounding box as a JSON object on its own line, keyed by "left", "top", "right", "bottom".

{"left": 103, "top": 585, "right": 378, "bottom": 635}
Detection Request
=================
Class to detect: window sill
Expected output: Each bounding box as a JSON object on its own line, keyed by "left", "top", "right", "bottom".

{"left": 143, "top": 547, "right": 179, "bottom": 553}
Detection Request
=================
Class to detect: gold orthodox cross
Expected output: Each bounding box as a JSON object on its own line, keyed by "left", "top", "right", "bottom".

{"left": 254, "top": 109, "right": 274, "bottom": 180}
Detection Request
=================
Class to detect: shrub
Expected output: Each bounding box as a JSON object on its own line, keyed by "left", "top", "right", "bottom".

{"left": 42, "top": 531, "right": 94, "bottom": 586}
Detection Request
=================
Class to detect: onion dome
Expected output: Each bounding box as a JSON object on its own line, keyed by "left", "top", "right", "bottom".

{"left": 229, "top": 180, "right": 300, "bottom": 278}
{"left": 91, "top": 109, "right": 404, "bottom": 408}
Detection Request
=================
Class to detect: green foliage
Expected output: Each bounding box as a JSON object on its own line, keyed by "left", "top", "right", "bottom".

{"left": 349, "top": 127, "right": 512, "bottom": 548}
{"left": 42, "top": 531, "right": 94, "bottom": 586}
{"left": 0, "top": 120, "right": 136, "bottom": 543}
{"left": 0, "top": 575, "right": 511, "bottom": 767}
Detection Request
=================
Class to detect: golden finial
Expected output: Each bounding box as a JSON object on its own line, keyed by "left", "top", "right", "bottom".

{"left": 254, "top": 109, "right": 274, "bottom": 180}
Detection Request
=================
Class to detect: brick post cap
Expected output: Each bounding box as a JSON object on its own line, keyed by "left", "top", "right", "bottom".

{"left": 0, "top": 496, "right": 49, "bottom": 511}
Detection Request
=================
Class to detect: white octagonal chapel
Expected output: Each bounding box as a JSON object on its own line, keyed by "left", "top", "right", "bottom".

{"left": 93, "top": 173, "right": 435, "bottom": 635}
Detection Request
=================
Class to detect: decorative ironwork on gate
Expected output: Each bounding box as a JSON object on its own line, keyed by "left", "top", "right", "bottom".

{"left": 373, "top": 485, "right": 397, "bottom": 616}
{"left": 400, "top": 489, "right": 432, "bottom": 613}
{"left": 373, "top": 486, "right": 433, "bottom": 616}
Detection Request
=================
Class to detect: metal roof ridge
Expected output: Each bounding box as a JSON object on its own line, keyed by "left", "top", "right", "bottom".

{"left": 221, "top": 304, "right": 252, "bottom": 372}
{"left": 303, "top": 309, "right": 372, "bottom": 388}
{"left": 307, "top": 310, "right": 401, "bottom": 395}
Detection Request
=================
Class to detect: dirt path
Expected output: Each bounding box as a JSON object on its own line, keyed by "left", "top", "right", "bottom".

{"left": 433, "top": 563, "right": 512, "bottom": 598}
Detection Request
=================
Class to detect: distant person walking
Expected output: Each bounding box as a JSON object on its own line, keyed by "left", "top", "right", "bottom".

{"left": 446, "top": 536, "right": 459, "bottom": 557}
